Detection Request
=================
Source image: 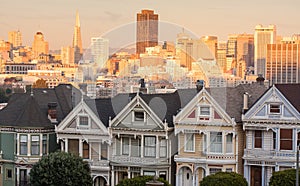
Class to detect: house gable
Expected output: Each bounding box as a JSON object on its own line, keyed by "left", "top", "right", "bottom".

{"left": 109, "top": 94, "right": 166, "bottom": 130}
{"left": 174, "top": 88, "right": 234, "bottom": 128}
{"left": 56, "top": 100, "right": 108, "bottom": 134}
{"left": 244, "top": 86, "right": 300, "bottom": 121}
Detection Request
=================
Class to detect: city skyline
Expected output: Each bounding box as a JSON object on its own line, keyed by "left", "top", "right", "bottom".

{"left": 1, "top": 0, "right": 300, "bottom": 50}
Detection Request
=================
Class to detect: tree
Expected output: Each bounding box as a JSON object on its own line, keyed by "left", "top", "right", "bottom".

{"left": 116, "top": 176, "right": 171, "bottom": 186}
{"left": 30, "top": 151, "right": 93, "bottom": 186}
{"left": 32, "top": 78, "right": 48, "bottom": 88}
{"left": 269, "top": 169, "right": 299, "bottom": 186}
{"left": 200, "top": 172, "right": 247, "bottom": 186}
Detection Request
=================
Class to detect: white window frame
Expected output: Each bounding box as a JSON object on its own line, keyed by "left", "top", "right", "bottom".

{"left": 122, "top": 137, "right": 130, "bottom": 155}
{"left": 144, "top": 136, "right": 156, "bottom": 157}
{"left": 20, "top": 134, "right": 28, "bottom": 155}
{"left": 184, "top": 133, "right": 195, "bottom": 152}
{"left": 31, "top": 135, "right": 40, "bottom": 155}
{"left": 209, "top": 132, "right": 223, "bottom": 154}
{"left": 159, "top": 138, "right": 167, "bottom": 157}
{"left": 269, "top": 104, "right": 281, "bottom": 115}
{"left": 77, "top": 114, "right": 90, "bottom": 130}
{"left": 198, "top": 105, "right": 211, "bottom": 121}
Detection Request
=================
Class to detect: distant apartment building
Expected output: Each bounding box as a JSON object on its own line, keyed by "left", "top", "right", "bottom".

{"left": 254, "top": 24, "right": 276, "bottom": 77}
{"left": 136, "top": 9, "right": 158, "bottom": 55}
{"left": 5, "top": 62, "right": 36, "bottom": 74}
{"left": 266, "top": 43, "right": 300, "bottom": 84}
{"left": 8, "top": 30, "right": 22, "bottom": 47}
{"left": 91, "top": 37, "right": 109, "bottom": 68}
{"left": 32, "top": 31, "right": 49, "bottom": 59}
{"left": 61, "top": 46, "right": 75, "bottom": 66}
{"left": 217, "top": 41, "right": 227, "bottom": 72}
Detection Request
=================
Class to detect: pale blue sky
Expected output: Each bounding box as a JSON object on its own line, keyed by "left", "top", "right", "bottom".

{"left": 1, "top": 0, "right": 299, "bottom": 49}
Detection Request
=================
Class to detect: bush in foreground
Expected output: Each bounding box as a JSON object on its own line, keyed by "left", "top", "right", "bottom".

{"left": 200, "top": 172, "right": 247, "bottom": 186}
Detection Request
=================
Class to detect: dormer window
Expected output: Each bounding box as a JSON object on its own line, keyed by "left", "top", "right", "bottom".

{"left": 199, "top": 106, "right": 210, "bottom": 120}
{"left": 269, "top": 104, "right": 281, "bottom": 114}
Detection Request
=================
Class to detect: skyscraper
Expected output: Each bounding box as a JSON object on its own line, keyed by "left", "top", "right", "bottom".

{"left": 200, "top": 36, "right": 218, "bottom": 59}
{"left": 8, "top": 30, "right": 22, "bottom": 47}
{"left": 136, "top": 9, "right": 158, "bottom": 56}
{"left": 266, "top": 43, "right": 300, "bottom": 84}
{"left": 91, "top": 37, "right": 109, "bottom": 68}
{"left": 61, "top": 46, "right": 74, "bottom": 66}
{"left": 254, "top": 24, "right": 276, "bottom": 77}
{"left": 32, "top": 31, "right": 49, "bottom": 59}
{"left": 73, "top": 10, "right": 83, "bottom": 64}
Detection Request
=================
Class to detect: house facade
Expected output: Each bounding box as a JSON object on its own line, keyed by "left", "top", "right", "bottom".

{"left": 243, "top": 84, "right": 300, "bottom": 186}
{"left": 56, "top": 99, "right": 111, "bottom": 186}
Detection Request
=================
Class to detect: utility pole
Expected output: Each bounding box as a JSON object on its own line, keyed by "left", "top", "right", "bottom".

{"left": 297, "top": 145, "right": 299, "bottom": 186}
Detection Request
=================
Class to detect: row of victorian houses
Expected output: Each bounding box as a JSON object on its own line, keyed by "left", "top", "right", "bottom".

{"left": 0, "top": 82, "right": 299, "bottom": 186}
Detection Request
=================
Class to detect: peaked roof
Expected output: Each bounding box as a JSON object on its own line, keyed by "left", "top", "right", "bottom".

{"left": 275, "top": 84, "right": 300, "bottom": 112}
{"left": 0, "top": 84, "right": 83, "bottom": 128}
{"left": 0, "top": 94, "right": 52, "bottom": 128}
{"left": 206, "top": 83, "right": 268, "bottom": 122}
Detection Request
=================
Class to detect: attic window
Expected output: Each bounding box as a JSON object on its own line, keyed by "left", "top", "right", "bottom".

{"left": 269, "top": 104, "right": 281, "bottom": 114}
{"left": 134, "top": 111, "right": 144, "bottom": 121}
{"left": 79, "top": 116, "right": 89, "bottom": 126}
{"left": 199, "top": 106, "right": 210, "bottom": 120}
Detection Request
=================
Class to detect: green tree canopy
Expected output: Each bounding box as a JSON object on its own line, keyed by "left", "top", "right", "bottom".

{"left": 269, "top": 169, "right": 299, "bottom": 186}
{"left": 30, "top": 151, "right": 93, "bottom": 186}
{"left": 116, "top": 176, "right": 171, "bottom": 186}
{"left": 200, "top": 172, "right": 247, "bottom": 186}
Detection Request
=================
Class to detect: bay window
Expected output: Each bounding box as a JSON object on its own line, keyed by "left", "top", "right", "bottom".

{"left": 184, "top": 133, "right": 195, "bottom": 152}
{"left": 210, "top": 132, "right": 222, "bottom": 153}
{"left": 144, "top": 136, "right": 156, "bottom": 157}
{"left": 122, "top": 137, "right": 129, "bottom": 155}
{"left": 31, "top": 135, "right": 40, "bottom": 155}
{"left": 20, "top": 135, "right": 28, "bottom": 155}
{"left": 226, "top": 133, "right": 233, "bottom": 153}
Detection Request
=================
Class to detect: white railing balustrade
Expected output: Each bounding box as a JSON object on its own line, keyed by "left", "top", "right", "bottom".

{"left": 244, "top": 149, "right": 296, "bottom": 159}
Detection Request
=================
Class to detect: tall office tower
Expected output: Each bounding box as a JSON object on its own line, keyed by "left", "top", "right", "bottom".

{"left": 32, "top": 31, "right": 49, "bottom": 59}
{"left": 266, "top": 43, "right": 300, "bottom": 85}
{"left": 8, "top": 30, "right": 22, "bottom": 47}
{"left": 61, "top": 46, "right": 74, "bottom": 66}
{"left": 236, "top": 34, "right": 254, "bottom": 68}
{"left": 73, "top": 10, "right": 83, "bottom": 64}
{"left": 254, "top": 24, "right": 276, "bottom": 77}
{"left": 91, "top": 37, "right": 109, "bottom": 68}
{"left": 217, "top": 41, "right": 227, "bottom": 72}
{"left": 136, "top": 9, "right": 158, "bottom": 56}
{"left": 200, "top": 36, "right": 218, "bottom": 59}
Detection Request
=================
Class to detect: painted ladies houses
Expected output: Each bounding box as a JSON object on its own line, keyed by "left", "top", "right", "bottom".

{"left": 174, "top": 83, "right": 267, "bottom": 186}
{"left": 56, "top": 97, "right": 111, "bottom": 186}
{"left": 243, "top": 84, "right": 300, "bottom": 186}
{"left": 96, "top": 91, "right": 190, "bottom": 186}
{"left": 0, "top": 84, "right": 82, "bottom": 186}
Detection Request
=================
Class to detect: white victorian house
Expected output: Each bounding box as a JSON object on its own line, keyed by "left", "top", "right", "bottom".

{"left": 243, "top": 84, "right": 300, "bottom": 186}
{"left": 174, "top": 87, "right": 238, "bottom": 186}
{"left": 105, "top": 92, "right": 181, "bottom": 186}
{"left": 56, "top": 98, "right": 111, "bottom": 186}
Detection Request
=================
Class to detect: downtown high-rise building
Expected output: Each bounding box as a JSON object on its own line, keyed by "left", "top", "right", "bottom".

{"left": 8, "top": 30, "right": 22, "bottom": 47}
{"left": 236, "top": 34, "right": 254, "bottom": 68}
{"left": 200, "top": 36, "right": 218, "bottom": 59}
{"left": 136, "top": 9, "right": 158, "bottom": 56}
{"left": 91, "top": 37, "right": 109, "bottom": 68}
{"left": 61, "top": 46, "right": 74, "bottom": 66}
{"left": 73, "top": 10, "right": 83, "bottom": 64}
{"left": 32, "top": 31, "right": 49, "bottom": 59}
{"left": 254, "top": 24, "right": 276, "bottom": 77}
{"left": 266, "top": 42, "right": 300, "bottom": 85}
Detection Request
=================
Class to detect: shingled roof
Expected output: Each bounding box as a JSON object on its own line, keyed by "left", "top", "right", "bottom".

{"left": 0, "top": 84, "right": 82, "bottom": 128}
{"left": 275, "top": 84, "right": 300, "bottom": 112}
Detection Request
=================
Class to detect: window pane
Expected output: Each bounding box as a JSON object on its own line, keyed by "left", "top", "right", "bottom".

{"left": 200, "top": 107, "right": 210, "bottom": 115}
{"left": 31, "top": 135, "right": 40, "bottom": 155}
{"left": 144, "top": 137, "right": 156, "bottom": 157}
{"left": 83, "top": 141, "right": 89, "bottom": 159}
{"left": 20, "top": 135, "right": 28, "bottom": 155}
{"left": 185, "top": 133, "right": 194, "bottom": 151}
{"left": 79, "top": 116, "right": 88, "bottom": 125}
{"left": 160, "top": 139, "right": 167, "bottom": 157}
{"left": 134, "top": 112, "right": 144, "bottom": 121}
{"left": 101, "top": 143, "right": 108, "bottom": 160}
{"left": 270, "top": 104, "right": 280, "bottom": 113}
{"left": 68, "top": 139, "right": 79, "bottom": 156}
{"left": 122, "top": 138, "right": 129, "bottom": 155}
{"left": 210, "top": 132, "right": 222, "bottom": 153}
{"left": 280, "top": 129, "right": 293, "bottom": 150}
{"left": 254, "top": 131, "right": 262, "bottom": 148}
{"left": 131, "top": 138, "right": 141, "bottom": 157}
{"left": 42, "top": 134, "right": 47, "bottom": 155}
{"left": 226, "top": 134, "right": 233, "bottom": 153}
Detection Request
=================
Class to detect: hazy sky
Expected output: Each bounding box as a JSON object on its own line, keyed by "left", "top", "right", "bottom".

{"left": 1, "top": 0, "right": 300, "bottom": 50}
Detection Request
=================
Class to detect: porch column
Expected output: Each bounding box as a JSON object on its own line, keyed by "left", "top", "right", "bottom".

{"left": 156, "top": 135, "right": 159, "bottom": 159}
{"left": 262, "top": 166, "right": 265, "bottom": 186}
{"left": 79, "top": 139, "right": 83, "bottom": 157}
{"left": 141, "top": 135, "right": 144, "bottom": 158}
{"left": 65, "top": 138, "right": 68, "bottom": 152}
{"left": 111, "top": 166, "right": 115, "bottom": 186}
